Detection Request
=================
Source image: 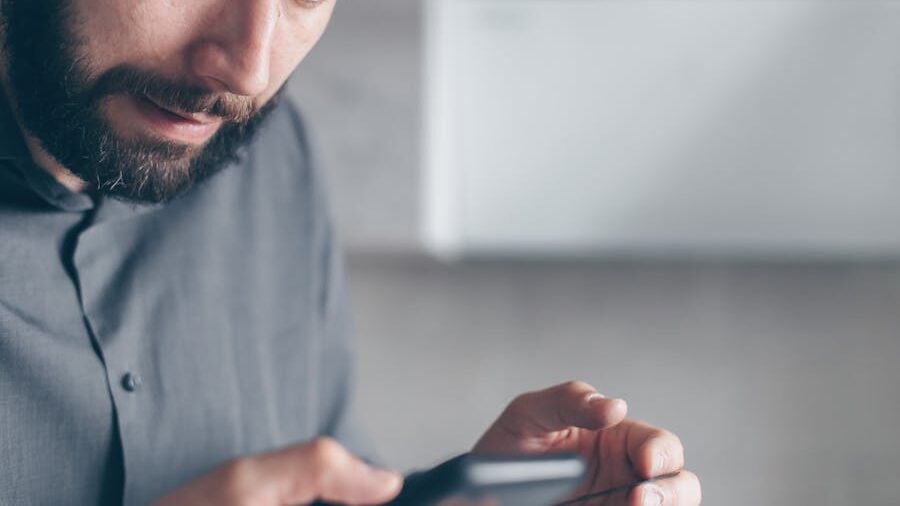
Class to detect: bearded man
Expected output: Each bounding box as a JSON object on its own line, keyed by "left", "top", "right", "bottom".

{"left": 0, "top": 1, "right": 701, "bottom": 504}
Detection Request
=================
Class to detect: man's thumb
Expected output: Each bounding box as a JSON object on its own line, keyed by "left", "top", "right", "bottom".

{"left": 264, "top": 437, "right": 403, "bottom": 505}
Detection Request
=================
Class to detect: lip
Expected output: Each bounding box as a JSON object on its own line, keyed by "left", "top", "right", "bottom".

{"left": 132, "top": 95, "right": 222, "bottom": 144}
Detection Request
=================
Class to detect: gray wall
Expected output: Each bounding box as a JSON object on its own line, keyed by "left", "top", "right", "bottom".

{"left": 346, "top": 256, "right": 900, "bottom": 506}
{"left": 289, "top": 2, "right": 900, "bottom": 505}
{"left": 289, "top": 0, "right": 422, "bottom": 252}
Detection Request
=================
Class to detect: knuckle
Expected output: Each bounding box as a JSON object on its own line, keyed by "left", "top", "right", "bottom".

{"left": 218, "top": 457, "right": 260, "bottom": 503}
{"left": 659, "top": 431, "right": 685, "bottom": 463}
{"left": 506, "top": 392, "right": 534, "bottom": 415}
{"left": 308, "top": 437, "right": 342, "bottom": 462}
{"left": 560, "top": 380, "right": 593, "bottom": 393}
{"left": 307, "top": 437, "right": 347, "bottom": 486}
{"left": 650, "top": 428, "right": 682, "bottom": 451}
{"left": 500, "top": 392, "right": 540, "bottom": 429}
{"left": 648, "top": 427, "right": 668, "bottom": 440}
{"left": 665, "top": 430, "right": 684, "bottom": 449}
{"left": 641, "top": 428, "right": 668, "bottom": 452}
{"left": 640, "top": 428, "right": 685, "bottom": 476}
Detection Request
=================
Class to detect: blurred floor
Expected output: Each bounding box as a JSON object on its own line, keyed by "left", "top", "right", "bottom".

{"left": 347, "top": 255, "right": 900, "bottom": 506}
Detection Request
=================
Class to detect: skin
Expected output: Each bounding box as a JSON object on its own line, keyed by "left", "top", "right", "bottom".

{"left": 2, "top": 0, "right": 335, "bottom": 193}
{"left": 473, "top": 382, "right": 702, "bottom": 506}
{"left": 2, "top": 1, "right": 702, "bottom": 504}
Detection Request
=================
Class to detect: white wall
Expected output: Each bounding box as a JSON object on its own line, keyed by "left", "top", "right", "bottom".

{"left": 425, "top": 0, "right": 900, "bottom": 259}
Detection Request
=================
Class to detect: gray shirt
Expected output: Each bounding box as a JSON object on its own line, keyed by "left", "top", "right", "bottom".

{"left": 0, "top": 91, "right": 373, "bottom": 505}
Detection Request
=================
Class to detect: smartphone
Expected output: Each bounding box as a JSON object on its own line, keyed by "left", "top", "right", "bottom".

{"left": 386, "top": 453, "right": 586, "bottom": 506}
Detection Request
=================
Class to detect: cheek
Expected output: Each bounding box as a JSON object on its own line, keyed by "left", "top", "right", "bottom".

{"left": 68, "top": 0, "right": 334, "bottom": 104}
{"left": 252, "top": 40, "right": 304, "bottom": 107}
{"left": 257, "top": 10, "right": 333, "bottom": 104}
{"left": 69, "top": 0, "right": 203, "bottom": 77}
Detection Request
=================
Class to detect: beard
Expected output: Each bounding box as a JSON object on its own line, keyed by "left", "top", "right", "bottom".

{"left": 0, "top": 0, "right": 279, "bottom": 204}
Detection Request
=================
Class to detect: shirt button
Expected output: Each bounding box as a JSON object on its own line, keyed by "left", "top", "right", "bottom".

{"left": 121, "top": 373, "right": 143, "bottom": 393}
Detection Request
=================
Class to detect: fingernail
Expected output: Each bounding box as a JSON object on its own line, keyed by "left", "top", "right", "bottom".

{"left": 586, "top": 392, "right": 606, "bottom": 404}
{"left": 641, "top": 485, "right": 664, "bottom": 506}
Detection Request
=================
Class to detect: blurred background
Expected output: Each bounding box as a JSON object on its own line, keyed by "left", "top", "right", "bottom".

{"left": 290, "top": 1, "right": 900, "bottom": 504}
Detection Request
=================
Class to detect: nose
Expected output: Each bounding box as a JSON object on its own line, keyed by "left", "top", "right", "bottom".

{"left": 189, "top": 0, "right": 280, "bottom": 96}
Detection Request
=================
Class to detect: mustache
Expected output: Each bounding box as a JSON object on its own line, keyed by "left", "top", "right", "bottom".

{"left": 87, "top": 66, "right": 256, "bottom": 123}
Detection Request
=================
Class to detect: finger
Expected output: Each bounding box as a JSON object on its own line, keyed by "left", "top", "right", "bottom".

{"left": 630, "top": 470, "right": 702, "bottom": 506}
{"left": 622, "top": 421, "right": 685, "bottom": 479}
{"left": 255, "top": 437, "right": 403, "bottom": 505}
{"left": 506, "top": 381, "right": 628, "bottom": 435}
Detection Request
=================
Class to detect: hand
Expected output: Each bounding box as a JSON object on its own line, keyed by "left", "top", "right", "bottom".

{"left": 473, "top": 381, "right": 701, "bottom": 506}
{"left": 153, "top": 437, "right": 403, "bottom": 506}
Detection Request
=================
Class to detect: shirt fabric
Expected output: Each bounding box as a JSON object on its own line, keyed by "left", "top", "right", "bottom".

{"left": 0, "top": 91, "right": 374, "bottom": 505}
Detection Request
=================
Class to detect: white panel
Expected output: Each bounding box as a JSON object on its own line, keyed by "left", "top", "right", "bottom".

{"left": 424, "top": 0, "right": 900, "bottom": 258}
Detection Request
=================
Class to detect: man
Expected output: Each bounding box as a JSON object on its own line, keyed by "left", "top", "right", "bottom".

{"left": 0, "top": 0, "right": 701, "bottom": 504}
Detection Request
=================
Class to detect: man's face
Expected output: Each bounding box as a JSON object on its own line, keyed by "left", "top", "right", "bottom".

{"left": 0, "top": 0, "right": 335, "bottom": 203}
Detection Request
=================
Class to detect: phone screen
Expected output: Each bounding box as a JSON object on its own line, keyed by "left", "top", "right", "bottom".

{"left": 388, "top": 454, "right": 586, "bottom": 506}
{"left": 433, "top": 480, "right": 579, "bottom": 506}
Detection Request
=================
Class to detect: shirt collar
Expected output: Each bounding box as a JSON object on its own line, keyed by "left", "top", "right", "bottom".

{"left": 1, "top": 88, "right": 95, "bottom": 212}
{"left": 1, "top": 89, "right": 177, "bottom": 218}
